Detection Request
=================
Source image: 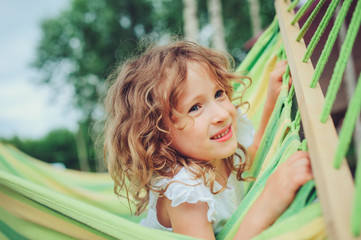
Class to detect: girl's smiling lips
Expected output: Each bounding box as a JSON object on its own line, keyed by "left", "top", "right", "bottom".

{"left": 210, "top": 125, "right": 233, "bottom": 142}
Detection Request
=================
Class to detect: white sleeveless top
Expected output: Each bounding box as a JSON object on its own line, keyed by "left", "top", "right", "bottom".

{"left": 140, "top": 109, "right": 254, "bottom": 234}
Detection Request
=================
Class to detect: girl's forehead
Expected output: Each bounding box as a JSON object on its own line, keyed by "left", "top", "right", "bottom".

{"left": 186, "top": 61, "right": 218, "bottom": 81}
{"left": 163, "top": 60, "right": 221, "bottom": 99}
{"left": 187, "top": 61, "right": 224, "bottom": 87}
{"left": 187, "top": 61, "right": 209, "bottom": 72}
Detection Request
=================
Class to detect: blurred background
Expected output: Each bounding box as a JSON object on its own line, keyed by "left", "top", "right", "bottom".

{"left": 0, "top": 0, "right": 276, "bottom": 172}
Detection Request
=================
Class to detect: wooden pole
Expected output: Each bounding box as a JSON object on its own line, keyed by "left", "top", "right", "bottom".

{"left": 275, "top": 0, "right": 359, "bottom": 239}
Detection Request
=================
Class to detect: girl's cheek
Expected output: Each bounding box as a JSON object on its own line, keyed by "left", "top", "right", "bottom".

{"left": 173, "top": 117, "right": 192, "bottom": 130}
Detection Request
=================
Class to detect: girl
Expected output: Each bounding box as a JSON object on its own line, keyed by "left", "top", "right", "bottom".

{"left": 103, "top": 41, "right": 312, "bottom": 239}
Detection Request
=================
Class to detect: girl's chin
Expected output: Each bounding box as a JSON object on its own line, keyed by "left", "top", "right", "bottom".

{"left": 220, "top": 144, "right": 239, "bottom": 159}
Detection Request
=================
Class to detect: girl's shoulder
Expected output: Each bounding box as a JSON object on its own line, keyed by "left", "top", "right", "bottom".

{"left": 142, "top": 168, "right": 207, "bottom": 231}
{"left": 147, "top": 167, "right": 244, "bottom": 232}
{"left": 153, "top": 167, "right": 213, "bottom": 207}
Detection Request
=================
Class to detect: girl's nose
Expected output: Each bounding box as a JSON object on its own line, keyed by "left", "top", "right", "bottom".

{"left": 211, "top": 102, "right": 229, "bottom": 124}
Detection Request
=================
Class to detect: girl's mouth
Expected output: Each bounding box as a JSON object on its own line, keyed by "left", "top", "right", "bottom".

{"left": 211, "top": 126, "right": 232, "bottom": 142}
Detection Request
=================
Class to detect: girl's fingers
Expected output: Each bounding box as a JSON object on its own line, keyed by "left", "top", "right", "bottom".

{"left": 271, "top": 66, "right": 286, "bottom": 78}
{"left": 288, "top": 152, "right": 313, "bottom": 179}
{"left": 271, "top": 61, "right": 289, "bottom": 81}
{"left": 276, "top": 60, "right": 288, "bottom": 67}
{"left": 287, "top": 151, "right": 309, "bottom": 162}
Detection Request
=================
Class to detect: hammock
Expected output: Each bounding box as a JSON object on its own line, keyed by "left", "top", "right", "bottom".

{"left": 0, "top": 21, "right": 322, "bottom": 240}
{"left": 1, "top": 0, "right": 360, "bottom": 239}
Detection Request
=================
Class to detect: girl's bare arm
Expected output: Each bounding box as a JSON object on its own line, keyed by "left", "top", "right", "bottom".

{"left": 248, "top": 60, "right": 289, "bottom": 160}
{"left": 164, "top": 198, "right": 216, "bottom": 240}
{"left": 233, "top": 151, "right": 313, "bottom": 239}
{"left": 164, "top": 152, "right": 312, "bottom": 240}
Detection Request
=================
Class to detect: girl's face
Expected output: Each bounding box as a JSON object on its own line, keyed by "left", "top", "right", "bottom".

{"left": 167, "top": 63, "right": 238, "bottom": 165}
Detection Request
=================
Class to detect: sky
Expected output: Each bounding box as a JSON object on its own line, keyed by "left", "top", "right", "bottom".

{"left": 0, "top": 0, "right": 80, "bottom": 139}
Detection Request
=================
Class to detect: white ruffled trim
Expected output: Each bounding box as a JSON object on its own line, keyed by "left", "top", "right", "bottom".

{"left": 155, "top": 168, "right": 217, "bottom": 223}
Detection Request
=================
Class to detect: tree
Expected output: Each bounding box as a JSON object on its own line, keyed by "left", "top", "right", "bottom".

{"left": 33, "top": 0, "right": 156, "bottom": 122}
{"left": 248, "top": 0, "right": 262, "bottom": 37}
{"left": 207, "top": 0, "right": 227, "bottom": 51}
{"left": 183, "top": 0, "right": 199, "bottom": 42}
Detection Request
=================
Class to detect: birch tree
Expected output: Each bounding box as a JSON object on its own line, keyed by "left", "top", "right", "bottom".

{"left": 207, "top": 0, "right": 227, "bottom": 51}
{"left": 248, "top": 0, "right": 262, "bottom": 36}
{"left": 183, "top": 0, "right": 199, "bottom": 42}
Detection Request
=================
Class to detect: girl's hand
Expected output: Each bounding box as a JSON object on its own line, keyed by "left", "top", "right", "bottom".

{"left": 248, "top": 60, "right": 292, "bottom": 159}
{"left": 267, "top": 60, "right": 291, "bottom": 107}
{"left": 234, "top": 151, "right": 312, "bottom": 240}
{"left": 262, "top": 151, "right": 313, "bottom": 219}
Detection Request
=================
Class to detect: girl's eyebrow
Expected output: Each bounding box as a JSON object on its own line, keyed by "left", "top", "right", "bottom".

{"left": 180, "top": 84, "right": 219, "bottom": 111}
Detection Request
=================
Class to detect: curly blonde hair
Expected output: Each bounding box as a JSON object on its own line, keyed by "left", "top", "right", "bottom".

{"left": 103, "top": 41, "right": 251, "bottom": 215}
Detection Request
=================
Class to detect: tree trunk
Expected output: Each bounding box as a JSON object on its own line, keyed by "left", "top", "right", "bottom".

{"left": 207, "top": 0, "right": 227, "bottom": 52}
{"left": 183, "top": 0, "right": 199, "bottom": 42}
{"left": 76, "top": 126, "right": 90, "bottom": 171}
{"left": 248, "top": 0, "right": 262, "bottom": 37}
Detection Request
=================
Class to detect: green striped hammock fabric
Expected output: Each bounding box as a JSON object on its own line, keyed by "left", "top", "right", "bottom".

{"left": 0, "top": 19, "right": 326, "bottom": 240}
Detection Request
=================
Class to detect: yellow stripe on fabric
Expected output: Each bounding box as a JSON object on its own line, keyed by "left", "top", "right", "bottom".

{"left": 257, "top": 95, "right": 293, "bottom": 176}
{"left": 258, "top": 120, "right": 291, "bottom": 176}
{"left": 247, "top": 55, "right": 276, "bottom": 119}
{"left": 274, "top": 218, "right": 326, "bottom": 240}
{"left": 0, "top": 191, "right": 108, "bottom": 240}
{"left": 253, "top": 203, "right": 326, "bottom": 240}
{"left": 235, "top": 36, "right": 283, "bottom": 127}
{"left": 244, "top": 40, "right": 282, "bottom": 123}
{"left": 0, "top": 144, "right": 130, "bottom": 216}
{"left": 0, "top": 207, "right": 69, "bottom": 240}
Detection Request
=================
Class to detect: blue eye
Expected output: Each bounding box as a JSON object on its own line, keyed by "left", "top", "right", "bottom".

{"left": 215, "top": 90, "right": 225, "bottom": 98}
{"left": 189, "top": 104, "right": 200, "bottom": 113}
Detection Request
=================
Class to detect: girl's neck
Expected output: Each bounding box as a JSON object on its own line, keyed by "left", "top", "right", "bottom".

{"left": 212, "top": 159, "right": 231, "bottom": 185}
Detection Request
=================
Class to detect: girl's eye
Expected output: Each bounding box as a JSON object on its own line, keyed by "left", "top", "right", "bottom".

{"left": 215, "top": 89, "right": 225, "bottom": 98}
{"left": 189, "top": 104, "right": 200, "bottom": 113}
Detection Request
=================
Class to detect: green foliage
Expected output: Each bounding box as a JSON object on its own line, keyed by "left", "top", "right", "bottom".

{"left": 1, "top": 129, "right": 79, "bottom": 169}
{"left": 32, "top": 0, "right": 159, "bottom": 121}
{"left": 196, "top": 0, "right": 276, "bottom": 63}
